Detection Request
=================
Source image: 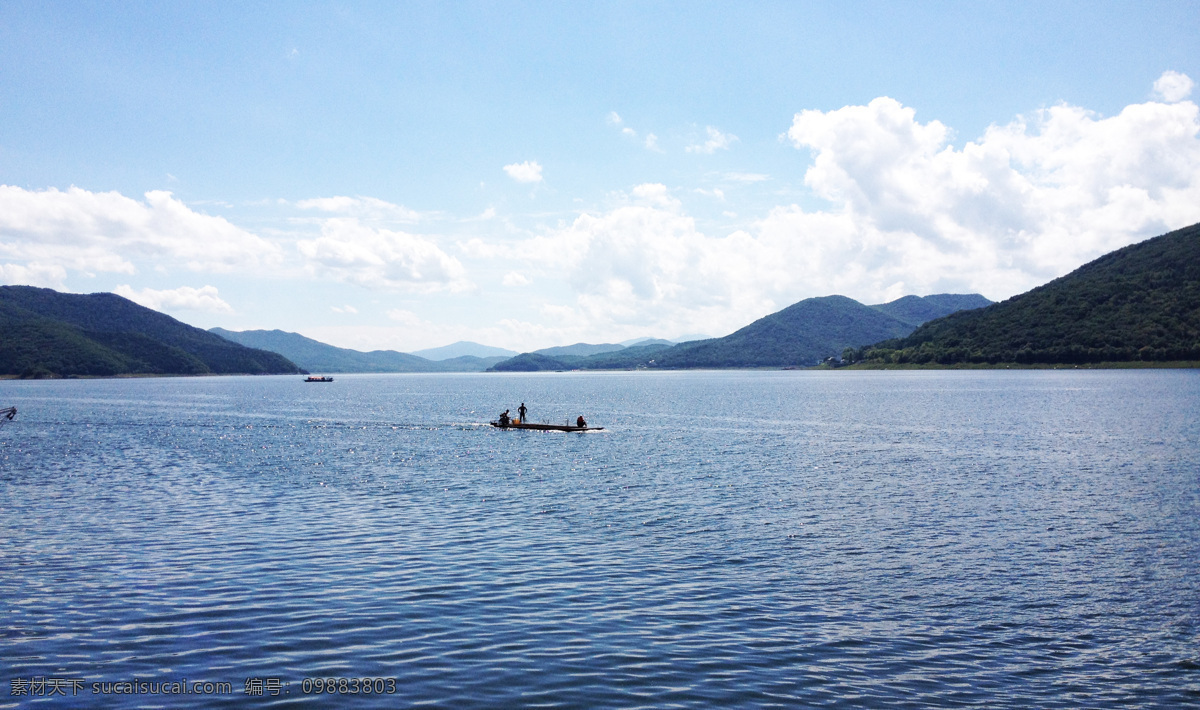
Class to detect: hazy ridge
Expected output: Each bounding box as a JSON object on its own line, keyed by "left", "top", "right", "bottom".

{"left": 210, "top": 328, "right": 507, "bottom": 373}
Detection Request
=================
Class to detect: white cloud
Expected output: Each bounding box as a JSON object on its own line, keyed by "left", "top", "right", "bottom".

{"left": 686, "top": 126, "right": 737, "bottom": 154}
{"left": 503, "top": 161, "right": 544, "bottom": 184}
{"left": 386, "top": 308, "right": 422, "bottom": 326}
{"left": 460, "top": 81, "right": 1200, "bottom": 342}
{"left": 631, "top": 182, "right": 678, "bottom": 207}
{"left": 0, "top": 262, "right": 68, "bottom": 289}
{"left": 0, "top": 186, "right": 281, "bottom": 278}
{"left": 502, "top": 271, "right": 531, "bottom": 287}
{"left": 610, "top": 112, "right": 647, "bottom": 141}
{"left": 1154, "top": 70, "right": 1195, "bottom": 103}
{"left": 644, "top": 133, "right": 662, "bottom": 152}
{"left": 695, "top": 187, "right": 725, "bottom": 201}
{"left": 296, "top": 195, "right": 421, "bottom": 222}
{"left": 785, "top": 93, "right": 1200, "bottom": 290}
{"left": 725, "top": 172, "right": 769, "bottom": 183}
{"left": 331, "top": 304, "right": 358, "bottom": 314}
{"left": 297, "top": 218, "right": 470, "bottom": 293}
{"left": 113, "top": 284, "right": 233, "bottom": 313}
{"left": 484, "top": 184, "right": 776, "bottom": 338}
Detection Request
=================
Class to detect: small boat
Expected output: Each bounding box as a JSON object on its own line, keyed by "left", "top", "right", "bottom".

{"left": 304, "top": 375, "right": 334, "bottom": 382}
{"left": 0, "top": 406, "right": 14, "bottom": 425}
{"left": 490, "top": 420, "right": 603, "bottom": 432}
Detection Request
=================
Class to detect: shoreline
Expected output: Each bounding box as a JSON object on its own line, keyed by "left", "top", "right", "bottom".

{"left": 5, "top": 360, "right": 1199, "bottom": 380}
{"left": 836, "top": 360, "right": 1200, "bottom": 370}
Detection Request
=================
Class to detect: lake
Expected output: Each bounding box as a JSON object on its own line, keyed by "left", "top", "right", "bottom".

{"left": 1, "top": 370, "right": 1198, "bottom": 708}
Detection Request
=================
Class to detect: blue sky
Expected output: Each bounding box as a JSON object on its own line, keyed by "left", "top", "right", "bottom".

{"left": 2, "top": 1, "right": 1199, "bottom": 352}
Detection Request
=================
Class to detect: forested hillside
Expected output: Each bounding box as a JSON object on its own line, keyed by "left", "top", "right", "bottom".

{"left": 0, "top": 286, "right": 300, "bottom": 377}
{"left": 858, "top": 222, "right": 1200, "bottom": 365}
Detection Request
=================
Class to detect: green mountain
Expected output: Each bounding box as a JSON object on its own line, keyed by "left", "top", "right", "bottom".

{"left": 488, "top": 293, "right": 990, "bottom": 371}
{"left": 489, "top": 352, "right": 572, "bottom": 372}
{"left": 653, "top": 295, "right": 920, "bottom": 368}
{"left": 859, "top": 222, "right": 1200, "bottom": 366}
{"left": 0, "top": 286, "right": 301, "bottom": 377}
{"left": 210, "top": 328, "right": 506, "bottom": 372}
{"left": 870, "top": 293, "right": 993, "bottom": 327}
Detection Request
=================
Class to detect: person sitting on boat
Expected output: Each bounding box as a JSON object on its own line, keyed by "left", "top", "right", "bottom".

{"left": 576, "top": 415, "right": 586, "bottom": 428}
{"left": 517, "top": 403, "right": 527, "bottom": 424}
{"left": 499, "top": 410, "right": 511, "bottom": 426}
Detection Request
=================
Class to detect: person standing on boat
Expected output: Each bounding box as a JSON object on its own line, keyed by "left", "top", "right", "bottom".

{"left": 517, "top": 403, "right": 527, "bottom": 424}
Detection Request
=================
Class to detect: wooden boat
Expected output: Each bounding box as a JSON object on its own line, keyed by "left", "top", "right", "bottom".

{"left": 490, "top": 420, "right": 603, "bottom": 432}
{"left": 304, "top": 375, "right": 334, "bottom": 382}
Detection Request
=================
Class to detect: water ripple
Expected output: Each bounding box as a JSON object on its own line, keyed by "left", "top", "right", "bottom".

{"left": 1, "top": 371, "right": 1198, "bottom": 708}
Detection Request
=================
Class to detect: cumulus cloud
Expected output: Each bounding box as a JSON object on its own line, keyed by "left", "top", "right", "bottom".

{"left": 0, "top": 262, "right": 68, "bottom": 289}
{"left": 502, "top": 271, "right": 531, "bottom": 287}
{"left": 297, "top": 218, "right": 470, "bottom": 293}
{"left": 0, "top": 186, "right": 281, "bottom": 278}
{"left": 1154, "top": 70, "right": 1195, "bottom": 103}
{"left": 784, "top": 91, "right": 1200, "bottom": 292}
{"left": 503, "top": 161, "right": 544, "bottom": 183}
{"left": 113, "top": 284, "right": 233, "bottom": 313}
{"left": 296, "top": 195, "right": 421, "bottom": 222}
{"left": 475, "top": 183, "right": 775, "bottom": 337}
{"left": 630, "top": 182, "right": 678, "bottom": 207}
{"left": 687, "top": 126, "right": 737, "bottom": 154}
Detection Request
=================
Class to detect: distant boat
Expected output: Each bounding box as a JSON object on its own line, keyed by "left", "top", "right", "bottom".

{"left": 0, "top": 406, "right": 14, "bottom": 424}
{"left": 304, "top": 376, "right": 334, "bottom": 382}
{"left": 490, "top": 420, "right": 602, "bottom": 432}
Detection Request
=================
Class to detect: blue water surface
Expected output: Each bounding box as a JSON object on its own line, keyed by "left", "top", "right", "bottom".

{"left": 1, "top": 370, "right": 1198, "bottom": 708}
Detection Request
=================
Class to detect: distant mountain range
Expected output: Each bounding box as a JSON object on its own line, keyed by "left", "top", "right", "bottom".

{"left": 6, "top": 222, "right": 1194, "bottom": 378}
{"left": 534, "top": 342, "right": 627, "bottom": 358}
{"left": 489, "top": 293, "right": 992, "bottom": 371}
{"left": 0, "top": 286, "right": 300, "bottom": 377}
{"left": 859, "top": 222, "right": 1200, "bottom": 366}
{"left": 411, "top": 341, "right": 518, "bottom": 360}
{"left": 209, "top": 329, "right": 508, "bottom": 373}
